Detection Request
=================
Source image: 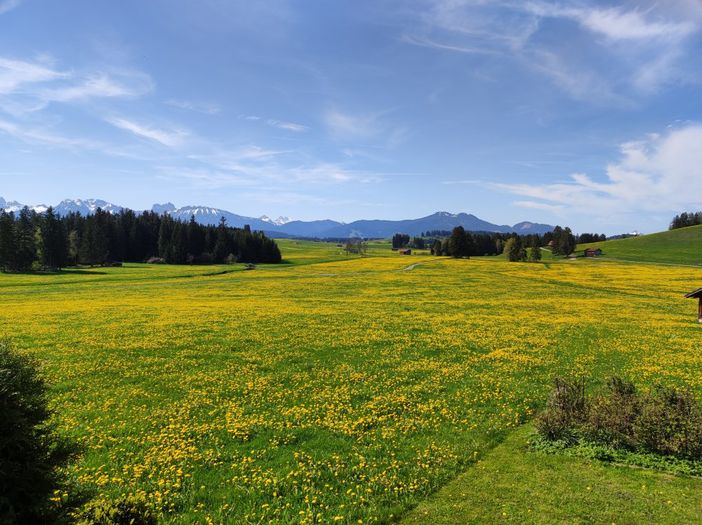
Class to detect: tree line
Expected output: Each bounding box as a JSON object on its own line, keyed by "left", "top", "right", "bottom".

{"left": 0, "top": 207, "right": 282, "bottom": 272}
{"left": 426, "top": 225, "right": 579, "bottom": 262}
{"left": 429, "top": 227, "right": 519, "bottom": 257}
{"left": 670, "top": 211, "right": 702, "bottom": 230}
{"left": 391, "top": 233, "right": 426, "bottom": 250}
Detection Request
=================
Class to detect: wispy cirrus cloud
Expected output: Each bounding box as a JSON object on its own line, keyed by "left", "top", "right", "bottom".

{"left": 41, "top": 71, "right": 152, "bottom": 103}
{"left": 0, "top": 117, "right": 101, "bottom": 149}
{"left": 405, "top": 0, "right": 702, "bottom": 101}
{"left": 266, "top": 119, "right": 308, "bottom": 132}
{"left": 0, "top": 55, "right": 153, "bottom": 116}
{"left": 523, "top": 2, "right": 695, "bottom": 41}
{"left": 324, "top": 107, "right": 407, "bottom": 147}
{"left": 0, "top": 0, "right": 20, "bottom": 15}
{"left": 165, "top": 99, "right": 220, "bottom": 114}
{"left": 105, "top": 117, "right": 188, "bottom": 148}
{"left": 0, "top": 56, "right": 67, "bottom": 94}
{"left": 240, "top": 114, "right": 309, "bottom": 132}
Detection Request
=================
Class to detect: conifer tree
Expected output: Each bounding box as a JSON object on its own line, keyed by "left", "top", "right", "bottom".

{"left": 157, "top": 215, "right": 174, "bottom": 260}
{"left": 169, "top": 221, "right": 188, "bottom": 264}
{"left": 39, "top": 207, "right": 67, "bottom": 269}
{"left": 0, "top": 211, "right": 16, "bottom": 271}
{"left": 15, "top": 207, "right": 37, "bottom": 271}
{"left": 213, "top": 217, "right": 230, "bottom": 262}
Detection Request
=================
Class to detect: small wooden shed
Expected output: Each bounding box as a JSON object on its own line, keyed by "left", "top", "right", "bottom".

{"left": 685, "top": 287, "right": 702, "bottom": 323}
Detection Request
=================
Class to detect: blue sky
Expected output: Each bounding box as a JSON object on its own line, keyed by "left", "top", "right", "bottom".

{"left": 1, "top": 0, "right": 702, "bottom": 233}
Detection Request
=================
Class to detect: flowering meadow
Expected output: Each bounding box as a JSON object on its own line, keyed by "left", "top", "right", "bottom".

{"left": 1, "top": 246, "right": 701, "bottom": 523}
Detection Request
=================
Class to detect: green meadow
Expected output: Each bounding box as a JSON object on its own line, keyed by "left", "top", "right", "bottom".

{"left": 1, "top": 234, "right": 702, "bottom": 523}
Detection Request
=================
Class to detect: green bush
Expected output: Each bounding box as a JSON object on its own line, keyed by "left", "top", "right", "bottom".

{"left": 535, "top": 377, "right": 587, "bottom": 442}
{"left": 586, "top": 377, "right": 640, "bottom": 449}
{"left": 537, "top": 376, "right": 702, "bottom": 461}
{"left": 0, "top": 339, "right": 73, "bottom": 524}
{"left": 75, "top": 493, "right": 157, "bottom": 525}
{"left": 634, "top": 385, "right": 702, "bottom": 459}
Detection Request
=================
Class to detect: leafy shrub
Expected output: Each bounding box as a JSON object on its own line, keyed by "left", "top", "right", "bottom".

{"left": 535, "top": 377, "right": 587, "bottom": 442}
{"left": 537, "top": 376, "right": 702, "bottom": 461}
{"left": 586, "top": 377, "right": 640, "bottom": 449}
{"left": 634, "top": 385, "right": 702, "bottom": 459}
{"left": 0, "top": 339, "right": 73, "bottom": 524}
{"left": 75, "top": 493, "right": 157, "bottom": 525}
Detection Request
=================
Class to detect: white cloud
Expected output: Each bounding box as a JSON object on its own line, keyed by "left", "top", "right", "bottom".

{"left": 266, "top": 119, "right": 308, "bottom": 132}
{"left": 165, "top": 99, "right": 220, "bottom": 114}
{"left": 239, "top": 114, "right": 308, "bottom": 132}
{"left": 513, "top": 200, "right": 566, "bottom": 213}
{"left": 494, "top": 125, "right": 702, "bottom": 219}
{"left": 0, "top": 57, "right": 66, "bottom": 94}
{"left": 0, "top": 55, "right": 153, "bottom": 116}
{"left": 325, "top": 108, "right": 383, "bottom": 140}
{"left": 0, "top": 0, "right": 20, "bottom": 15}
{"left": 401, "top": 34, "right": 500, "bottom": 55}
{"left": 0, "top": 117, "right": 101, "bottom": 149}
{"left": 41, "top": 72, "right": 151, "bottom": 102}
{"left": 156, "top": 167, "right": 257, "bottom": 189}
{"left": 524, "top": 3, "right": 696, "bottom": 41}
{"left": 106, "top": 117, "right": 188, "bottom": 147}
{"left": 324, "top": 107, "right": 408, "bottom": 146}
{"left": 407, "top": 1, "right": 702, "bottom": 102}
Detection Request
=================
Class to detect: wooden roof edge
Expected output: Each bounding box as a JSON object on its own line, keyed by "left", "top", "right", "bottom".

{"left": 684, "top": 287, "right": 702, "bottom": 298}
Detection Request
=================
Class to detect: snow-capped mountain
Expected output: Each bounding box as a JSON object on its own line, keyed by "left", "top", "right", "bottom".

{"left": 155, "top": 204, "right": 275, "bottom": 230}
{"left": 259, "top": 215, "right": 292, "bottom": 226}
{"left": 0, "top": 196, "right": 48, "bottom": 214}
{"left": 54, "top": 199, "right": 123, "bottom": 216}
{"left": 1, "top": 196, "right": 555, "bottom": 238}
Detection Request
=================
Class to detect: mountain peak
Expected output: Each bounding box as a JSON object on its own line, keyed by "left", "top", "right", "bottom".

{"left": 260, "top": 215, "right": 292, "bottom": 226}
{"left": 152, "top": 202, "right": 177, "bottom": 214}
{"left": 54, "top": 198, "right": 123, "bottom": 215}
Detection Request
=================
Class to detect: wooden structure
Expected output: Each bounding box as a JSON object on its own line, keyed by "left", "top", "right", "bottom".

{"left": 685, "top": 288, "right": 702, "bottom": 323}
{"left": 399, "top": 248, "right": 412, "bottom": 255}
{"left": 584, "top": 248, "right": 602, "bottom": 257}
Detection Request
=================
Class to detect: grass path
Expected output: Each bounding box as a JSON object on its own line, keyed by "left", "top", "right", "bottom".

{"left": 401, "top": 426, "right": 702, "bottom": 525}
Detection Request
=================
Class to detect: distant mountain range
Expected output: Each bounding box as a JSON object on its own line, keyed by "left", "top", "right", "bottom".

{"left": 0, "top": 197, "right": 554, "bottom": 237}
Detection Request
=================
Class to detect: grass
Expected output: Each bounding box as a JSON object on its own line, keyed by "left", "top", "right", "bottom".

{"left": 1, "top": 243, "right": 702, "bottom": 523}
{"left": 401, "top": 426, "right": 702, "bottom": 525}
{"left": 578, "top": 224, "right": 702, "bottom": 265}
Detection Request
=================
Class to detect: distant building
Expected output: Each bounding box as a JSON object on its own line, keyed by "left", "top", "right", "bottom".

{"left": 584, "top": 248, "right": 603, "bottom": 257}
{"left": 685, "top": 287, "right": 702, "bottom": 323}
{"left": 399, "top": 248, "right": 412, "bottom": 255}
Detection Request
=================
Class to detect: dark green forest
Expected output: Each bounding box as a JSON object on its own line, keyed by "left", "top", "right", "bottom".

{"left": 0, "top": 207, "right": 281, "bottom": 272}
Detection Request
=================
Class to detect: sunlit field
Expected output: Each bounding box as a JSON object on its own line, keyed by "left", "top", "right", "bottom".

{"left": 1, "top": 243, "right": 702, "bottom": 523}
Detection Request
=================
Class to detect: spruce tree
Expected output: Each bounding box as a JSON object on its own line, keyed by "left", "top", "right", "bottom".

{"left": 40, "top": 207, "right": 67, "bottom": 270}
{"left": 157, "top": 215, "right": 174, "bottom": 260}
{"left": 15, "top": 207, "right": 37, "bottom": 271}
{"left": 213, "top": 217, "right": 230, "bottom": 262}
{"left": 449, "top": 226, "right": 469, "bottom": 257}
{"left": 169, "top": 222, "right": 188, "bottom": 264}
{"left": 0, "top": 211, "right": 16, "bottom": 271}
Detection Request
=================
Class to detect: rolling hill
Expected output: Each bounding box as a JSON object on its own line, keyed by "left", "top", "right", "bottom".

{"left": 579, "top": 224, "right": 702, "bottom": 265}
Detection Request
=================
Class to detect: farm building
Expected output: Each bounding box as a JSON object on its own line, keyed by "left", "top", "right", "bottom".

{"left": 399, "top": 248, "right": 412, "bottom": 255}
{"left": 584, "top": 248, "right": 603, "bottom": 257}
{"left": 685, "top": 287, "right": 702, "bottom": 323}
